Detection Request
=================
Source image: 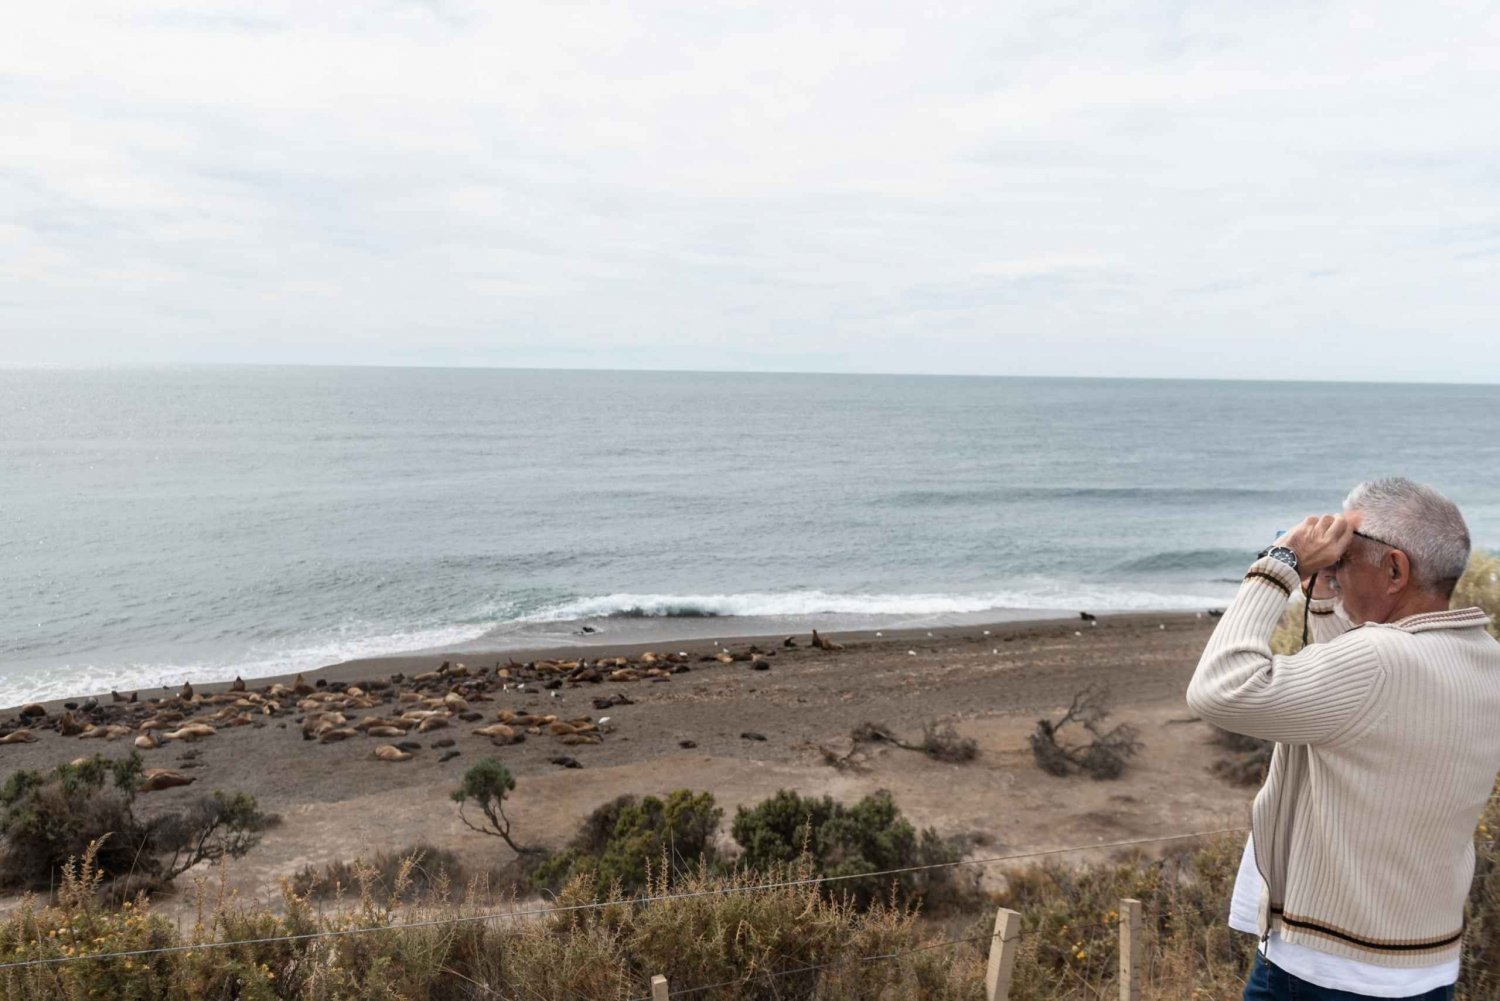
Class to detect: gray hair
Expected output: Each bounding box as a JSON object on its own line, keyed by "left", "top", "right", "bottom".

{"left": 1343, "top": 477, "right": 1471, "bottom": 594}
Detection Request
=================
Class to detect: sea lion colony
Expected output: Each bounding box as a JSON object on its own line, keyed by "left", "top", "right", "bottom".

{"left": 0, "top": 641, "right": 791, "bottom": 770}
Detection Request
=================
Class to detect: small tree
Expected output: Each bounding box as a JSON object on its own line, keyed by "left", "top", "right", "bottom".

{"left": 452, "top": 758, "right": 538, "bottom": 855}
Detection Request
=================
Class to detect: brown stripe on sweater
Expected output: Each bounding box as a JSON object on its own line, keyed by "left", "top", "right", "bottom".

{"left": 1274, "top": 908, "right": 1465, "bottom": 952}
{"left": 1244, "top": 570, "right": 1293, "bottom": 597}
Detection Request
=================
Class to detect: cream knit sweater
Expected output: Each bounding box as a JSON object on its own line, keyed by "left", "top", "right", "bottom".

{"left": 1187, "top": 555, "right": 1500, "bottom": 967}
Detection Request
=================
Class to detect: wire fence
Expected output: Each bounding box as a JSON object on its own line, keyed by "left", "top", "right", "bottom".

{"left": 0, "top": 825, "right": 1245, "bottom": 977}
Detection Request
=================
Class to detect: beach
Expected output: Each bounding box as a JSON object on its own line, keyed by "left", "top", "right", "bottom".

{"left": 0, "top": 612, "right": 1253, "bottom": 915}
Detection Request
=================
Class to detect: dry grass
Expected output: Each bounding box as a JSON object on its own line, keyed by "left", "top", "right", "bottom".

{"left": 1, "top": 788, "right": 1495, "bottom": 999}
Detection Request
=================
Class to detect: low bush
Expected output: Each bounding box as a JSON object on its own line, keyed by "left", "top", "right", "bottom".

{"left": 0, "top": 753, "right": 268, "bottom": 893}
{"left": 731, "top": 788, "right": 966, "bottom": 910}
{"left": 289, "top": 843, "right": 466, "bottom": 902}
{"left": 532, "top": 789, "right": 722, "bottom": 897}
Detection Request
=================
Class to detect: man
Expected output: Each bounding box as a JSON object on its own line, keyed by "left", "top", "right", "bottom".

{"left": 1187, "top": 477, "right": 1500, "bottom": 1000}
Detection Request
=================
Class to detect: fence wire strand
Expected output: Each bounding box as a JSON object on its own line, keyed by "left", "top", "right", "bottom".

{"left": 0, "top": 826, "right": 1242, "bottom": 974}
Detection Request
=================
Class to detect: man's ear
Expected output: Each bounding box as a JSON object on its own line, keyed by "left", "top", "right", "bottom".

{"left": 1387, "top": 550, "right": 1412, "bottom": 594}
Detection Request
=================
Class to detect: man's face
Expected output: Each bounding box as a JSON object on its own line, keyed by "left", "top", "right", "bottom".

{"left": 1328, "top": 536, "right": 1395, "bottom": 625}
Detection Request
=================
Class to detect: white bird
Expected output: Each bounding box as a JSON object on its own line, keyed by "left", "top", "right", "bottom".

{"left": 907, "top": 649, "right": 916, "bottom": 656}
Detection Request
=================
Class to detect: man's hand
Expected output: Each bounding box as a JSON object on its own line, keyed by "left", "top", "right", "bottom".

{"left": 1276, "top": 514, "right": 1356, "bottom": 574}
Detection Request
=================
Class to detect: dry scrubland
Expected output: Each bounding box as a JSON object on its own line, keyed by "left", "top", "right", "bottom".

{"left": 1, "top": 552, "right": 1497, "bottom": 1000}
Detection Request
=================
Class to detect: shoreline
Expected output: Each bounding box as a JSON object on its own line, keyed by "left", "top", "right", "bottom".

{"left": 0, "top": 607, "right": 1243, "bottom": 922}
{"left": 10, "top": 609, "right": 1219, "bottom": 714}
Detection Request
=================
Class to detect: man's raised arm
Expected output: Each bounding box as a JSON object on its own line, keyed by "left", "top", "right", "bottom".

{"left": 1186, "top": 514, "right": 1382, "bottom": 745}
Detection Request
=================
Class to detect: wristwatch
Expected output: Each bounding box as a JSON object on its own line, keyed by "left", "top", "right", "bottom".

{"left": 1258, "top": 545, "right": 1299, "bottom": 572}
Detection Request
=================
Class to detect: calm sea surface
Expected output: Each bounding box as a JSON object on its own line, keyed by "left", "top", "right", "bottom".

{"left": 2, "top": 367, "right": 1496, "bottom": 705}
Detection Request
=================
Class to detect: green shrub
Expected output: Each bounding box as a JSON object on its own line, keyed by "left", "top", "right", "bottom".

{"left": 533, "top": 790, "right": 721, "bottom": 897}
{"left": 0, "top": 752, "right": 268, "bottom": 893}
{"left": 731, "top": 788, "right": 964, "bottom": 909}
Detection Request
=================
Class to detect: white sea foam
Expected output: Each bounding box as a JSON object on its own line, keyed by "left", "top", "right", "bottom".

{"left": 524, "top": 585, "right": 1228, "bottom": 622}
{"left": 0, "top": 620, "right": 495, "bottom": 709}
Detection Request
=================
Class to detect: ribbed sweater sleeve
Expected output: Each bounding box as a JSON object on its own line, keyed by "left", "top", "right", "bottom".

{"left": 1187, "top": 556, "right": 1385, "bottom": 746}
{"left": 1307, "top": 594, "right": 1353, "bottom": 645}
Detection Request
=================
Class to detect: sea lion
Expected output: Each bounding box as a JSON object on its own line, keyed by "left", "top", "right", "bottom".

{"left": 438, "top": 749, "right": 460, "bottom": 762}
{"left": 179, "top": 682, "right": 194, "bottom": 701}
{"left": 0, "top": 730, "right": 37, "bottom": 744}
{"left": 810, "top": 630, "right": 843, "bottom": 651}
{"left": 559, "top": 733, "right": 601, "bottom": 746}
{"left": 17, "top": 704, "right": 46, "bottom": 720}
{"left": 366, "top": 725, "right": 407, "bottom": 738}
{"left": 547, "top": 722, "right": 577, "bottom": 736}
{"left": 140, "top": 769, "right": 195, "bottom": 792}
{"left": 1079, "top": 611, "right": 1097, "bottom": 622}
{"left": 416, "top": 716, "right": 450, "bottom": 733}
{"left": 134, "top": 733, "right": 160, "bottom": 750}
{"left": 57, "top": 712, "right": 84, "bottom": 737}
{"left": 163, "top": 723, "right": 216, "bottom": 742}
{"left": 373, "top": 745, "right": 411, "bottom": 761}
{"left": 79, "top": 724, "right": 132, "bottom": 740}
{"left": 549, "top": 755, "right": 582, "bottom": 768}
{"left": 443, "top": 693, "right": 470, "bottom": 711}
{"left": 292, "top": 674, "right": 314, "bottom": 696}
{"left": 111, "top": 690, "right": 128, "bottom": 703}
{"left": 230, "top": 676, "right": 246, "bottom": 693}
{"left": 473, "top": 724, "right": 515, "bottom": 739}
{"left": 318, "top": 728, "right": 356, "bottom": 743}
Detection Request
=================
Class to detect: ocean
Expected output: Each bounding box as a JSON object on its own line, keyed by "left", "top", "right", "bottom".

{"left": 3, "top": 366, "right": 1496, "bottom": 706}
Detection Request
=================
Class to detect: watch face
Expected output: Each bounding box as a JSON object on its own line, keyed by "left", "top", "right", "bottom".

{"left": 1266, "top": 547, "right": 1297, "bottom": 568}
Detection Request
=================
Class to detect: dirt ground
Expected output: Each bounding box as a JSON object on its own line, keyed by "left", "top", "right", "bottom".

{"left": 0, "top": 613, "right": 1255, "bottom": 916}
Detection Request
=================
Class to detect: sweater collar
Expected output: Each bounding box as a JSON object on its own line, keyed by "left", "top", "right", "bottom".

{"left": 1383, "top": 607, "right": 1492, "bottom": 633}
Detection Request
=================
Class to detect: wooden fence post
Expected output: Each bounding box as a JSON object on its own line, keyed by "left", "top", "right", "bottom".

{"left": 985, "top": 907, "right": 1022, "bottom": 1001}
{"left": 650, "top": 973, "right": 669, "bottom": 1000}
{"left": 1119, "top": 898, "right": 1142, "bottom": 1001}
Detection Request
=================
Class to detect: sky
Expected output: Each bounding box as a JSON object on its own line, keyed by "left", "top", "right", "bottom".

{"left": 2, "top": 1, "right": 1498, "bottom": 382}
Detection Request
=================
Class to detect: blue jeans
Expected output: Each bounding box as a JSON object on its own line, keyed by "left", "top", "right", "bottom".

{"left": 1243, "top": 953, "right": 1455, "bottom": 1001}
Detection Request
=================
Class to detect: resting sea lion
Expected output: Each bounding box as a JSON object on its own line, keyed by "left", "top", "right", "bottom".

{"left": 373, "top": 744, "right": 411, "bottom": 761}
{"left": 0, "top": 730, "right": 38, "bottom": 744}
{"left": 140, "top": 769, "right": 195, "bottom": 792}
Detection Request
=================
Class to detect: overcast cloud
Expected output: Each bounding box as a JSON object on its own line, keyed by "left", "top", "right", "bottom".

{"left": 2, "top": 1, "right": 1498, "bottom": 381}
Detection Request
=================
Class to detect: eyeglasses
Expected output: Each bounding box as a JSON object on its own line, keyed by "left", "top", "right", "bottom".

{"left": 1352, "top": 529, "right": 1400, "bottom": 549}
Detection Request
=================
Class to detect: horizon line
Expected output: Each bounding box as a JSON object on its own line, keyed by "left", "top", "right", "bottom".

{"left": 2, "top": 360, "right": 1498, "bottom": 389}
